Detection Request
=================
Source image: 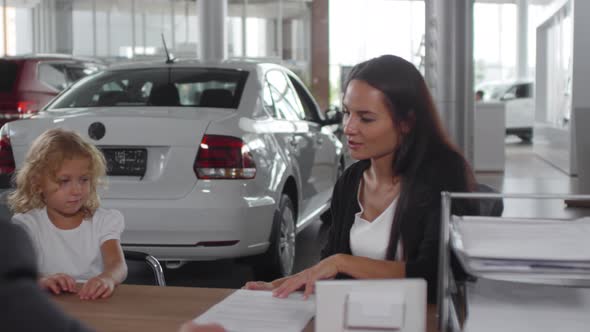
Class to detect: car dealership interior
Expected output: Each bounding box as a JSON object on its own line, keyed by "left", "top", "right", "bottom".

{"left": 1, "top": 1, "right": 590, "bottom": 331}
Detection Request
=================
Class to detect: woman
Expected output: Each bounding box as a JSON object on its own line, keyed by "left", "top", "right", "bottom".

{"left": 245, "top": 54, "right": 477, "bottom": 303}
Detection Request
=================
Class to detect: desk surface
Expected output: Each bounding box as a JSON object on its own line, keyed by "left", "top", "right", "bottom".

{"left": 53, "top": 284, "right": 438, "bottom": 332}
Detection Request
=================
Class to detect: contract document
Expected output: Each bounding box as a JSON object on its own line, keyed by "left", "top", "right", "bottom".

{"left": 194, "top": 289, "right": 315, "bottom": 332}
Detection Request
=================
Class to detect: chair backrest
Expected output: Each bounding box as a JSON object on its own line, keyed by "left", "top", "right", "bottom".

{"left": 148, "top": 83, "right": 180, "bottom": 106}
{"left": 476, "top": 183, "right": 504, "bottom": 217}
{"left": 97, "top": 90, "right": 127, "bottom": 106}
{"left": 199, "top": 88, "right": 234, "bottom": 108}
{"left": 123, "top": 250, "right": 166, "bottom": 286}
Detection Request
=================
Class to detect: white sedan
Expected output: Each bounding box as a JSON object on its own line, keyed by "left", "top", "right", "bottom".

{"left": 476, "top": 80, "right": 535, "bottom": 141}
{"left": 0, "top": 59, "right": 344, "bottom": 279}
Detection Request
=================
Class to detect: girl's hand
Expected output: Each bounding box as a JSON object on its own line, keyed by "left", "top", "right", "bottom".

{"left": 78, "top": 275, "right": 115, "bottom": 300}
{"left": 273, "top": 254, "right": 342, "bottom": 300}
{"left": 242, "top": 281, "right": 276, "bottom": 291}
{"left": 39, "top": 273, "right": 77, "bottom": 294}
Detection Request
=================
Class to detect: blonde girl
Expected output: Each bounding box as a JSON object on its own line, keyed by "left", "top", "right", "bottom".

{"left": 9, "top": 128, "right": 127, "bottom": 300}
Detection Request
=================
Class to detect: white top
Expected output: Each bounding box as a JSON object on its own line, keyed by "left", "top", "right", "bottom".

{"left": 350, "top": 185, "right": 402, "bottom": 260}
{"left": 13, "top": 207, "right": 125, "bottom": 281}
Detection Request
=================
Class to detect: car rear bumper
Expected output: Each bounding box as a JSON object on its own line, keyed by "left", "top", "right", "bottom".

{"left": 102, "top": 189, "right": 277, "bottom": 261}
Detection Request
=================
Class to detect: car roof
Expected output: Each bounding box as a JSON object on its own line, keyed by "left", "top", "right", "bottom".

{"left": 105, "top": 58, "right": 282, "bottom": 72}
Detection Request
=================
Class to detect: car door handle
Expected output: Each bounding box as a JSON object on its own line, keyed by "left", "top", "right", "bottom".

{"left": 316, "top": 137, "right": 324, "bottom": 145}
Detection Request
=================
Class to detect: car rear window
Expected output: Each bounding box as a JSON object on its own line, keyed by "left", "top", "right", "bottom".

{"left": 0, "top": 61, "right": 20, "bottom": 93}
{"left": 47, "top": 67, "right": 249, "bottom": 110}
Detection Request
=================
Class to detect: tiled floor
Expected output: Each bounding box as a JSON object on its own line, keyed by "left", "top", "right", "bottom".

{"left": 476, "top": 138, "right": 588, "bottom": 219}
{"left": 164, "top": 139, "right": 590, "bottom": 287}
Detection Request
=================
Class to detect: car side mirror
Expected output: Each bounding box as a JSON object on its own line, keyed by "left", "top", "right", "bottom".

{"left": 323, "top": 107, "right": 343, "bottom": 126}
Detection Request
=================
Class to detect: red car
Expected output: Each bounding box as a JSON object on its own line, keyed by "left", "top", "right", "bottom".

{"left": 0, "top": 54, "right": 103, "bottom": 127}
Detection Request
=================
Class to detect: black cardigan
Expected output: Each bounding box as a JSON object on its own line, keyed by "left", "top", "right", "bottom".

{"left": 0, "top": 220, "right": 93, "bottom": 331}
{"left": 321, "top": 159, "right": 475, "bottom": 303}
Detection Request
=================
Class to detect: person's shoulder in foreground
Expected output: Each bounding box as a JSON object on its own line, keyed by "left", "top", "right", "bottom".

{"left": 0, "top": 219, "right": 94, "bottom": 332}
{"left": 1, "top": 218, "right": 230, "bottom": 331}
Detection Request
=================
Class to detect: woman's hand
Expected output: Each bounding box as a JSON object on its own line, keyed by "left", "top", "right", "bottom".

{"left": 78, "top": 275, "right": 115, "bottom": 300}
{"left": 242, "top": 280, "right": 276, "bottom": 291}
{"left": 39, "top": 273, "right": 77, "bottom": 294}
{"left": 273, "top": 254, "right": 343, "bottom": 299}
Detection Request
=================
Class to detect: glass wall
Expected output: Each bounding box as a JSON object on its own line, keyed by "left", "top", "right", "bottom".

{"left": 1, "top": 0, "right": 312, "bottom": 86}
{"left": 228, "top": 0, "right": 311, "bottom": 82}
{"left": 543, "top": 6, "right": 572, "bottom": 127}
{"left": 2, "top": 0, "right": 310, "bottom": 63}
{"left": 69, "top": 0, "right": 198, "bottom": 60}
{"left": 473, "top": 2, "right": 545, "bottom": 85}
{"left": 1, "top": 2, "right": 33, "bottom": 56}
{"left": 329, "top": 0, "right": 425, "bottom": 105}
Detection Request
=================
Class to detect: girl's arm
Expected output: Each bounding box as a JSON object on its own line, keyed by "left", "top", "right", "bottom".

{"left": 98, "top": 239, "right": 128, "bottom": 285}
{"left": 78, "top": 239, "right": 127, "bottom": 300}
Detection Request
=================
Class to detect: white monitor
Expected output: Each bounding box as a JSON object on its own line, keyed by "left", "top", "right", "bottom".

{"left": 315, "top": 279, "right": 427, "bottom": 332}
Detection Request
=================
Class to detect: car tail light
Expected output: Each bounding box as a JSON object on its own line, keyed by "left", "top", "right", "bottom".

{"left": 16, "top": 100, "right": 39, "bottom": 115}
{"left": 0, "top": 127, "right": 15, "bottom": 174}
{"left": 0, "top": 100, "right": 38, "bottom": 121}
{"left": 194, "top": 135, "right": 256, "bottom": 179}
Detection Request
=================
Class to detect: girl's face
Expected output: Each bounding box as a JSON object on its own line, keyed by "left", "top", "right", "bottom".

{"left": 40, "top": 157, "right": 92, "bottom": 218}
{"left": 342, "top": 79, "right": 400, "bottom": 162}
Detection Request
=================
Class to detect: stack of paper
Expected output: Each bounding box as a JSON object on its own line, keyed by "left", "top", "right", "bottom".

{"left": 463, "top": 278, "right": 590, "bottom": 332}
{"left": 194, "top": 290, "right": 315, "bottom": 332}
{"left": 450, "top": 216, "right": 590, "bottom": 278}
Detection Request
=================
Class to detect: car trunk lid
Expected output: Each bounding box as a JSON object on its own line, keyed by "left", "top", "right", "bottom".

{"left": 8, "top": 106, "right": 234, "bottom": 199}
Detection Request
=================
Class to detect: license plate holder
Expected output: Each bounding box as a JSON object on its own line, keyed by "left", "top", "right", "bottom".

{"left": 100, "top": 148, "right": 147, "bottom": 177}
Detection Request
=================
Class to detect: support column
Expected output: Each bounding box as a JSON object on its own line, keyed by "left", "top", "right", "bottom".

{"left": 425, "top": 0, "right": 474, "bottom": 164}
{"left": 2, "top": 0, "right": 7, "bottom": 56}
{"left": 572, "top": 0, "right": 590, "bottom": 194}
{"left": 131, "top": 0, "right": 136, "bottom": 57}
{"left": 91, "top": 0, "right": 96, "bottom": 56}
{"left": 32, "top": 5, "right": 38, "bottom": 53}
{"left": 198, "top": 0, "right": 227, "bottom": 61}
{"left": 516, "top": 0, "right": 529, "bottom": 79}
{"left": 265, "top": 19, "right": 277, "bottom": 56}
{"left": 282, "top": 19, "right": 293, "bottom": 60}
{"left": 241, "top": 0, "right": 247, "bottom": 57}
{"left": 171, "top": 1, "right": 176, "bottom": 49}
{"left": 311, "top": 0, "right": 329, "bottom": 111}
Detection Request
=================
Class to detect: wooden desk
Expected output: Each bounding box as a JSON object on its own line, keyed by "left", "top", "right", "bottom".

{"left": 53, "top": 284, "right": 438, "bottom": 332}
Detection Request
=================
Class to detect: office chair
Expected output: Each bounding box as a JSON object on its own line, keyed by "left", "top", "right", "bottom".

{"left": 148, "top": 83, "right": 180, "bottom": 106}
{"left": 476, "top": 183, "right": 503, "bottom": 217}
{"left": 123, "top": 250, "right": 166, "bottom": 286}
{"left": 97, "top": 91, "right": 127, "bottom": 106}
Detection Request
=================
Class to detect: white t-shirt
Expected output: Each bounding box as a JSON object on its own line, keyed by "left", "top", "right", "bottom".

{"left": 13, "top": 207, "right": 124, "bottom": 281}
{"left": 350, "top": 188, "right": 403, "bottom": 261}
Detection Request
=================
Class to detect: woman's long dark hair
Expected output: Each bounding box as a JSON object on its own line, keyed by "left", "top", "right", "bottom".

{"left": 344, "top": 55, "right": 477, "bottom": 260}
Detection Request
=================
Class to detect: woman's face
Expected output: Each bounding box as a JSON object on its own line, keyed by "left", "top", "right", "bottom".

{"left": 342, "top": 79, "right": 400, "bottom": 162}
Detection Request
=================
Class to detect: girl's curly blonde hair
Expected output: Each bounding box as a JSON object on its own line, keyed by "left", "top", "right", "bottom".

{"left": 8, "top": 128, "right": 107, "bottom": 216}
